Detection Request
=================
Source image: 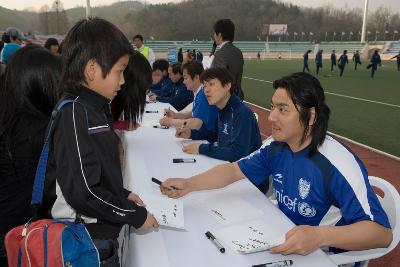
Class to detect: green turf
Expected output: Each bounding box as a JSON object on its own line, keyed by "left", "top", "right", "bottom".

{"left": 243, "top": 59, "right": 400, "bottom": 157}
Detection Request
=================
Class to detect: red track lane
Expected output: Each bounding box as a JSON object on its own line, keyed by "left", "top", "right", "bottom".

{"left": 248, "top": 103, "right": 400, "bottom": 267}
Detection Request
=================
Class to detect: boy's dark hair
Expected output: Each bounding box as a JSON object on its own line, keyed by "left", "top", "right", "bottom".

{"left": 60, "top": 17, "right": 131, "bottom": 92}
{"left": 0, "top": 45, "right": 61, "bottom": 140}
{"left": 133, "top": 34, "right": 143, "bottom": 42}
{"left": 170, "top": 62, "right": 182, "bottom": 75}
{"left": 152, "top": 59, "right": 169, "bottom": 73}
{"left": 214, "top": 19, "right": 235, "bottom": 42}
{"left": 273, "top": 72, "right": 330, "bottom": 156}
{"left": 44, "top": 38, "right": 59, "bottom": 50}
{"left": 181, "top": 61, "right": 204, "bottom": 79}
{"left": 200, "top": 68, "right": 233, "bottom": 93}
{"left": 112, "top": 51, "right": 151, "bottom": 127}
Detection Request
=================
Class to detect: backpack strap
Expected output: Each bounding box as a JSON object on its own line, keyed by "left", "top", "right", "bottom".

{"left": 31, "top": 99, "right": 88, "bottom": 208}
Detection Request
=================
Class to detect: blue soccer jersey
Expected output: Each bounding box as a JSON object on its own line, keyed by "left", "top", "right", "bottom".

{"left": 237, "top": 135, "right": 390, "bottom": 229}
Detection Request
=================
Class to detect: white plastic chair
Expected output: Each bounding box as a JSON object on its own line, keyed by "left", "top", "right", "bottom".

{"left": 329, "top": 176, "right": 400, "bottom": 266}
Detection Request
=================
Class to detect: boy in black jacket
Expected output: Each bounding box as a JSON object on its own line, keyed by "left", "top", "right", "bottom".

{"left": 45, "top": 18, "right": 158, "bottom": 266}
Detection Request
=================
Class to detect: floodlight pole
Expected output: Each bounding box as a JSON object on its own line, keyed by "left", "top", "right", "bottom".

{"left": 361, "top": 0, "right": 369, "bottom": 42}
{"left": 86, "top": 0, "right": 91, "bottom": 19}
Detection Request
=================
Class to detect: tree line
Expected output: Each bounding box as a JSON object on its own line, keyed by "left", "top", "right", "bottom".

{"left": 1, "top": 0, "right": 399, "bottom": 41}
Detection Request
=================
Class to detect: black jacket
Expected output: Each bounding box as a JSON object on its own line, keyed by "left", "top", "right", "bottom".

{"left": 211, "top": 42, "right": 244, "bottom": 100}
{"left": 45, "top": 86, "right": 147, "bottom": 239}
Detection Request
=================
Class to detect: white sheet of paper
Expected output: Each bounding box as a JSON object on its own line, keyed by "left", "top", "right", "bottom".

{"left": 140, "top": 192, "right": 185, "bottom": 229}
{"left": 214, "top": 219, "right": 285, "bottom": 254}
{"left": 199, "top": 196, "right": 263, "bottom": 225}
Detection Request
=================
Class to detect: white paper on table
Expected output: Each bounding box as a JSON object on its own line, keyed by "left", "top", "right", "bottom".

{"left": 214, "top": 219, "right": 285, "bottom": 254}
{"left": 140, "top": 192, "right": 185, "bottom": 229}
{"left": 198, "top": 196, "right": 263, "bottom": 225}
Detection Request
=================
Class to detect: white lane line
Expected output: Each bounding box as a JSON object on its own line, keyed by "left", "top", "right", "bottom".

{"left": 243, "top": 76, "right": 400, "bottom": 108}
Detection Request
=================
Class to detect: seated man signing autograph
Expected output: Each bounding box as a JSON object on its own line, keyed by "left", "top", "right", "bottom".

{"left": 160, "top": 72, "right": 392, "bottom": 259}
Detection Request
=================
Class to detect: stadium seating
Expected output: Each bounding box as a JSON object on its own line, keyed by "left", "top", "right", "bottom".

{"left": 144, "top": 40, "right": 367, "bottom": 56}
{"left": 386, "top": 41, "right": 400, "bottom": 54}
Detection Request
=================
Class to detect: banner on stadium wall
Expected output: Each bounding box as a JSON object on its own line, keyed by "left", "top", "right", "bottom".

{"left": 269, "top": 24, "right": 288, "bottom": 36}
{"left": 167, "top": 47, "right": 177, "bottom": 63}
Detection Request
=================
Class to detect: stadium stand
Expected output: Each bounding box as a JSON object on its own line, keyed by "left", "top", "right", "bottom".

{"left": 386, "top": 41, "right": 400, "bottom": 54}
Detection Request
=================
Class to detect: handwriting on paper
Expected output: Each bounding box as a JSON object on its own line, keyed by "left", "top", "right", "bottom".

{"left": 214, "top": 220, "right": 285, "bottom": 253}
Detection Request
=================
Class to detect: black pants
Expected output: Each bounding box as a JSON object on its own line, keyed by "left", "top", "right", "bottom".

{"left": 339, "top": 65, "right": 346, "bottom": 77}
{"left": 371, "top": 66, "right": 377, "bottom": 78}
{"left": 93, "top": 239, "right": 120, "bottom": 267}
{"left": 303, "top": 62, "right": 310, "bottom": 72}
{"left": 316, "top": 64, "right": 322, "bottom": 75}
{"left": 354, "top": 62, "right": 361, "bottom": 70}
{"left": 331, "top": 62, "right": 336, "bottom": 71}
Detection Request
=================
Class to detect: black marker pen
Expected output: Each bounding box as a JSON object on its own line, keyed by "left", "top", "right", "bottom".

{"left": 153, "top": 125, "right": 169, "bottom": 129}
{"left": 145, "top": 110, "right": 159, "bottom": 113}
{"left": 205, "top": 231, "right": 225, "bottom": 253}
{"left": 252, "top": 260, "right": 293, "bottom": 267}
{"left": 151, "top": 177, "right": 177, "bottom": 190}
{"left": 173, "top": 158, "right": 196, "bottom": 163}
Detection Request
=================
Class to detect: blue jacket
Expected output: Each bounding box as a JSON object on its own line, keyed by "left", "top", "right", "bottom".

{"left": 371, "top": 53, "right": 381, "bottom": 66}
{"left": 303, "top": 52, "right": 309, "bottom": 62}
{"left": 156, "top": 78, "right": 193, "bottom": 111}
{"left": 330, "top": 53, "right": 336, "bottom": 64}
{"left": 338, "top": 54, "right": 348, "bottom": 67}
{"left": 149, "top": 76, "right": 175, "bottom": 97}
{"left": 191, "top": 95, "right": 261, "bottom": 162}
{"left": 315, "top": 51, "right": 323, "bottom": 66}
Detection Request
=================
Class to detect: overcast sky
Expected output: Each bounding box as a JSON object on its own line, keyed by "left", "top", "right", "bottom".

{"left": 1, "top": 0, "right": 399, "bottom": 13}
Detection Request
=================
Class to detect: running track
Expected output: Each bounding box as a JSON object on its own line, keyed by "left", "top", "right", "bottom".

{"left": 247, "top": 102, "right": 400, "bottom": 267}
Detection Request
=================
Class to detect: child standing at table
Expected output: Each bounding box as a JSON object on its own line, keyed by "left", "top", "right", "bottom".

{"left": 44, "top": 18, "right": 158, "bottom": 266}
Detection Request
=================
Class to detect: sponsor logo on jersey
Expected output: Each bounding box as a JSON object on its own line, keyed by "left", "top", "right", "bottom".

{"left": 298, "top": 178, "right": 311, "bottom": 199}
{"left": 275, "top": 189, "right": 298, "bottom": 212}
{"left": 298, "top": 202, "right": 316, "bottom": 217}
{"left": 274, "top": 173, "right": 283, "bottom": 184}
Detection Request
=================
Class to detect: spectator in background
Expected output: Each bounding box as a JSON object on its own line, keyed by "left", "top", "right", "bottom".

{"left": 302, "top": 49, "right": 311, "bottom": 73}
{"left": 0, "top": 45, "right": 61, "bottom": 266}
{"left": 0, "top": 27, "right": 25, "bottom": 64}
{"left": 133, "top": 34, "right": 156, "bottom": 66}
{"left": 211, "top": 19, "right": 244, "bottom": 100}
{"left": 112, "top": 51, "right": 152, "bottom": 130}
{"left": 177, "top": 48, "right": 183, "bottom": 63}
{"left": 149, "top": 62, "right": 193, "bottom": 111}
{"left": 330, "top": 50, "right": 336, "bottom": 71}
{"left": 44, "top": 38, "right": 60, "bottom": 56}
{"left": 338, "top": 50, "right": 349, "bottom": 77}
{"left": 352, "top": 50, "right": 362, "bottom": 70}
{"left": 315, "top": 49, "right": 323, "bottom": 75}
{"left": 186, "top": 49, "right": 193, "bottom": 62}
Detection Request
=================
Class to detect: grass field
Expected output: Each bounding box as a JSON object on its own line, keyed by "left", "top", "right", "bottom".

{"left": 242, "top": 59, "right": 400, "bottom": 157}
